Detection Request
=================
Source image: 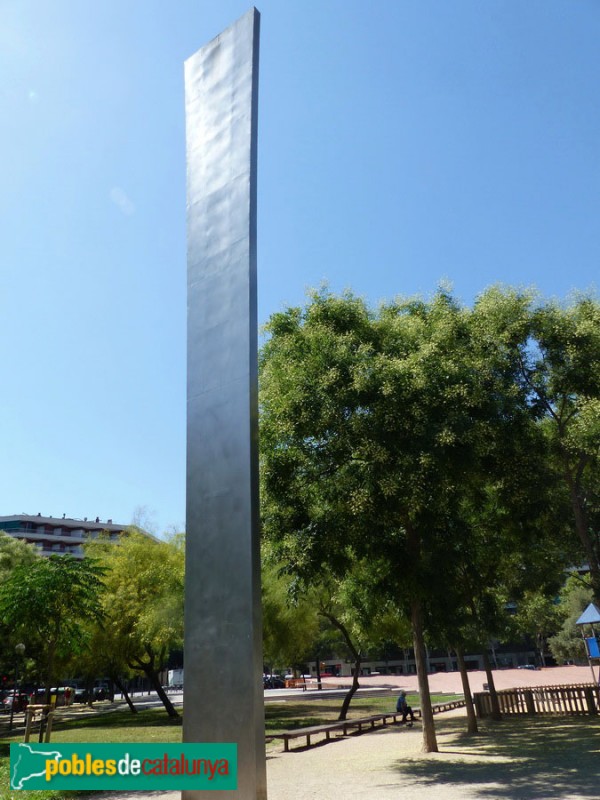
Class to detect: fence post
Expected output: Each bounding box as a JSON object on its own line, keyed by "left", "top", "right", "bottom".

{"left": 473, "top": 692, "right": 486, "bottom": 719}
{"left": 524, "top": 690, "right": 536, "bottom": 715}
{"left": 583, "top": 687, "right": 597, "bottom": 715}
{"left": 23, "top": 709, "right": 35, "bottom": 743}
{"left": 37, "top": 711, "right": 46, "bottom": 743}
{"left": 44, "top": 710, "right": 55, "bottom": 742}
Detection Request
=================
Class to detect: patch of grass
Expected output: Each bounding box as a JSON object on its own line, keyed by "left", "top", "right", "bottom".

{"left": 50, "top": 708, "right": 182, "bottom": 743}
{"left": 0, "top": 746, "right": 79, "bottom": 800}
{"left": 0, "top": 707, "right": 182, "bottom": 800}
{"left": 264, "top": 692, "right": 463, "bottom": 733}
{"left": 350, "top": 693, "right": 461, "bottom": 714}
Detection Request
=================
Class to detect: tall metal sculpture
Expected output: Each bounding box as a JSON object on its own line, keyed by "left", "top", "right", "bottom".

{"left": 183, "top": 9, "right": 266, "bottom": 800}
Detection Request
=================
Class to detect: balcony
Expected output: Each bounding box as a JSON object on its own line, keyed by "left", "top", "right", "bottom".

{"left": 8, "top": 528, "right": 87, "bottom": 545}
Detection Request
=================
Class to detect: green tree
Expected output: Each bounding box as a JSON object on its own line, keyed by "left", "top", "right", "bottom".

{"left": 475, "top": 288, "right": 600, "bottom": 601}
{"left": 261, "top": 286, "right": 588, "bottom": 748}
{"left": 0, "top": 555, "right": 104, "bottom": 700}
{"left": 86, "top": 531, "right": 184, "bottom": 718}
{"left": 263, "top": 547, "right": 398, "bottom": 719}
{"left": 0, "top": 531, "right": 39, "bottom": 580}
{"left": 435, "top": 464, "right": 567, "bottom": 726}
{"left": 436, "top": 287, "right": 589, "bottom": 721}
{"left": 548, "top": 575, "right": 593, "bottom": 664}
{"left": 72, "top": 617, "right": 139, "bottom": 712}
{"left": 262, "top": 553, "right": 320, "bottom": 674}
{"left": 0, "top": 532, "right": 41, "bottom": 677}
{"left": 260, "top": 288, "right": 507, "bottom": 751}
{"left": 319, "top": 561, "right": 412, "bottom": 720}
{"left": 512, "top": 590, "right": 560, "bottom": 667}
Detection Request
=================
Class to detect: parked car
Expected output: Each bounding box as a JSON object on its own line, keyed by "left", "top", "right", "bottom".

{"left": 2, "top": 693, "right": 29, "bottom": 712}
{"left": 73, "top": 685, "right": 113, "bottom": 702}
{"left": 93, "top": 683, "right": 113, "bottom": 701}
{"left": 263, "top": 675, "right": 285, "bottom": 689}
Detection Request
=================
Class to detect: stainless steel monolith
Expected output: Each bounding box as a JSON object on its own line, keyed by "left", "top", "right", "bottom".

{"left": 183, "top": 8, "right": 266, "bottom": 800}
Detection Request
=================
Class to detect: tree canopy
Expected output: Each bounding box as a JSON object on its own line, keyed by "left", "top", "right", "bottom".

{"left": 260, "top": 286, "right": 597, "bottom": 750}
{"left": 0, "top": 554, "right": 105, "bottom": 698}
{"left": 85, "top": 530, "right": 185, "bottom": 717}
{"left": 0, "top": 530, "right": 39, "bottom": 581}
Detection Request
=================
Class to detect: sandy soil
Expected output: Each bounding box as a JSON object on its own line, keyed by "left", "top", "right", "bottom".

{"left": 89, "top": 717, "right": 467, "bottom": 800}
{"left": 322, "top": 664, "right": 596, "bottom": 695}
{"left": 93, "top": 708, "right": 600, "bottom": 800}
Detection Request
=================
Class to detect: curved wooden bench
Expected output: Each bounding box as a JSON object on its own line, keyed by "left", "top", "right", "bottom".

{"left": 270, "top": 699, "right": 466, "bottom": 751}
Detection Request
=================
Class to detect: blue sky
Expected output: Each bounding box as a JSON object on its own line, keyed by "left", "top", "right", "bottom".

{"left": 1, "top": 1, "right": 598, "bottom": 535}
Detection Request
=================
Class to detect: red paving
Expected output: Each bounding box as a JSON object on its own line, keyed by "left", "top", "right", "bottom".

{"left": 323, "top": 664, "right": 597, "bottom": 695}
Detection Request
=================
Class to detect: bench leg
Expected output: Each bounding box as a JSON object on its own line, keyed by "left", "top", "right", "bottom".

{"left": 284, "top": 740, "right": 289, "bottom": 753}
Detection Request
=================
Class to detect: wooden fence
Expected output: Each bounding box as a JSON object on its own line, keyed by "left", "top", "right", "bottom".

{"left": 474, "top": 683, "right": 599, "bottom": 718}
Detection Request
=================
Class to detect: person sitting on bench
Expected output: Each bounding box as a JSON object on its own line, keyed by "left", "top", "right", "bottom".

{"left": 396, "top": 691, "right": 415, "bottom": 726}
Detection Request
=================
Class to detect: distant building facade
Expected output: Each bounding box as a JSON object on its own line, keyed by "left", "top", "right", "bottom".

{"left": 313, "top": 643, "right": 538, "bottom": 677}
{"left": 0, "top": 514, "right": 133, "bottom": 559}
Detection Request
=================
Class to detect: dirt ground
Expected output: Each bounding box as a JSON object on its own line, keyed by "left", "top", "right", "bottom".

{"left": 92, "top": 666, "right": 600, "bottom": 800}
{"left": 264, "top": 706, "right": 600, "bottom": 800}
{"left": 93, "top": 708, "right": 600, "bottom": 800}
{"left": 323, "top": 664, "right": 597, "bottom": 695}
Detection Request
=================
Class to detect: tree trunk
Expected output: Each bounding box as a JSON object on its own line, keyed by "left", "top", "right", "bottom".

{"left": 412, "top": 599, "right": 438, "bottom": 752}
{"left": 537, "top": 634, "right": 547, "bottom": 668}
{"left": 338, "top": 660, "right": 360, "bottom": 721}
{"left": 85, "top": 679, "right": 95, "bottom": 707}
{"left": 44, "top": 640, "right": 57, "bottom": 706}
{"left": 315, "top": 659, "right": 322, "bottom": 691}
{"left": 482, "top": 649, "right": 502, "bottom": 721}
{"left": 113, "top": 675, "right": 138, "bottom": 714}
{"left": 564, "top": 462, "right": 600, "bottom": 603}
{"left": 489, "top": 639, "right": 499, "bottom": 670}
{"left": 144, "top": 667, "right": 179, "bottom": 718}
{"left": 318, "top": 608, "right": 361, "bottom": 721}
{"left": 456, "top": 647, "right": 478, "bottom": 734}
{"left": 130, "top": 648, "right": 179, "bottom": 718}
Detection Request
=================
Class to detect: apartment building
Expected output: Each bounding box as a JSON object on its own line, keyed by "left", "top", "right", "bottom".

{"left": 0, "top": 514, "right": 132, "bottom": 559}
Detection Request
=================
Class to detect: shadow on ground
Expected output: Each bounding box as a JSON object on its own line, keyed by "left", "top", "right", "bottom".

{"left": 396, "top": 715, "right": 600, "bottom": 800}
